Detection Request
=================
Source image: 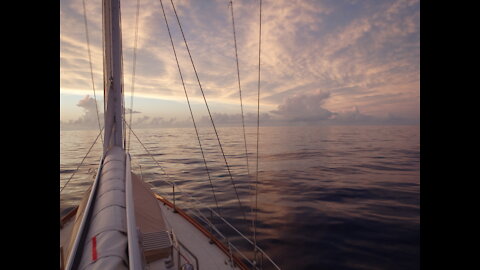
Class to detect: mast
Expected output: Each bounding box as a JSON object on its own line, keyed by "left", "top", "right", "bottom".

{"left": 64, "top": 2, "right": 144, "bottom": 270}
{"left": 103, "top": 0, "right": 125, "bottom": 153}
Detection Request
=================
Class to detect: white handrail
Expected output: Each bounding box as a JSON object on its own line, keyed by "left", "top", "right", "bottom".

{"left": 153, "top": 186, "right": 281, "bottom": 270}
{"left": 65, "top": 155, "right": 104, "bottom": 270}
{"left": 124, "top": 122, "right": 280, "bottom": 268}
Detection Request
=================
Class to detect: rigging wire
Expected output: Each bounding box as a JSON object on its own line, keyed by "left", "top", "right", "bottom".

{"left": 158, "top": 0, "right": 221, "bottom": 214}
{"left": 125, "top": 117, "right": 242, "bottom": 265}
{"left": 253, "top": 0, "right": 262, "bottom": 262}
{"left": 60, "top": 127, "right": 104, "bottom": 193}
{"left": 125, "top": 120, "right": 217, "bottom": 212}
{"left": 229, "top": 0, "right": 259, "bottom": 249}
{"left": 168, "top": 0, "right": 248, "bottom": 223}
{"left": 82, "top": 0, "right": 103, "bottom": 145}
{"left": 124, "top": 120, "right": 173, "bottom": 185}
{"left": 229, "top": 0, "right": 251, "bottom": 179}
{"left": 125, "top": 120, "right": 227, "bottom": 237}
{"left": 127, "top": 0, "right": 141, "bottom": 153}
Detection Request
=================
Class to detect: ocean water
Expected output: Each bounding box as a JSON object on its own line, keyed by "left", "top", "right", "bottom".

{"left": 60, "top": 125, "right": 420, "bottom": 270}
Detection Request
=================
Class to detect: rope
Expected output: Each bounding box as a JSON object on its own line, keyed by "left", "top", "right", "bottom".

{"left": 169, "top": 0, "right": 248, "bottom": 223}
{"left": 158, "top": 0, "right": 221, "bottom": 214}
{"left": 253, "top": 0, "right": 262, "bottom": 262}
{"left": 127, "top": 0, "right": 141, "bottom": 153}
{"left": 82, "top": 0, "right": 103, "bottom": 144}
{"left": 60, "top": 127, "right": 104, "bottom": 193}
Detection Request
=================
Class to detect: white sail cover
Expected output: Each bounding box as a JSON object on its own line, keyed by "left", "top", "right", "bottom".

{"left": 77, "top": 146, "right": 128, "bottom": 270}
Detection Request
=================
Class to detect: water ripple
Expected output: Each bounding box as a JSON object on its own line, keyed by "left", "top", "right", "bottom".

{"left": 60, "top": 125, "right": 419, "bottom": 270}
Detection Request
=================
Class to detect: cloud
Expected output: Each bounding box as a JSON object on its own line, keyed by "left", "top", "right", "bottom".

{"left": 271, "top": 91, "right": 333, "bottom": 121}
{"left": 268, "top": 91, "right": 418, "bottom": 125}
{"left": 330, "top": 105, "right": 376, "bottom": 124}
{"left": 197, "top": 112, "right": 273, "bottom": 127}
{"left": 77, "top": 94, "right": 97, "bottom": 110}
{"left": 75, "top": 95, "right": 102, "bottom": 125}
{"left": 125, "top": 108, "right": 141, "bottom": 114}
{"left": 61, "top": 93, "right": 417, "bottom": 130}
{"left": 326, "top": 105, "right": 418, "bottom": 125}
{"left": 129, "top": 115, "right": 187, "bottom": 128}
{"left": 61, "top": 95, "right": 103, "bottom": 129}
{"left": 60, "top": 95, "right": 140, "bottom": 130}
{"left": 61, "top": 0, "right": 419, "bottom": 125}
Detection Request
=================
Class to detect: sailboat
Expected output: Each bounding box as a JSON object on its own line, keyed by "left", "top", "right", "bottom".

{"left": 60, "top": 0, "right": 280, "bottom": 269}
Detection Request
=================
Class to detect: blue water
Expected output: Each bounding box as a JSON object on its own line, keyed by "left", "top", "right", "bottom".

{"left": 60, "top": 125, "right": 419, "bottom": 270}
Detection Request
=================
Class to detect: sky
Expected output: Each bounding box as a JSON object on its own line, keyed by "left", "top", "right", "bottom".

{"left": 60, "top": 0, "right": 420, "bottom": 129}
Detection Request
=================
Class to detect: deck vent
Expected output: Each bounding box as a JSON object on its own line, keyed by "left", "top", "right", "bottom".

{"left": 141, "top": 230, "right": 172, "bottom": 263}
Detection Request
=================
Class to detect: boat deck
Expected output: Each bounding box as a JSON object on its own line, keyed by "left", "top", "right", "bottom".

{"left": 60, "top": 194, "right": 242, "bottom": 270}
{"left": 156, "top": 194, "right": 240, "bottom": 270}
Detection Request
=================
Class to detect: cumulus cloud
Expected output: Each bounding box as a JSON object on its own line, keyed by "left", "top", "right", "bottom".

{"left": 60, "top": 95, "right": 102, "bottom": 129}
{"left": 330, "top": 106, "right": 376, "bottom": 124}
{"left": 61, "top": 93, "right": 417, "bottom": 130}
{"left": 129, "top": 115, "right": 187, "bottom": 128}
{"left": 77, "top": 94, "right": 98, "bottom": 110}
{"left": 270, "top": 91, "right": 333, "bottom": 121}
{"left": 60, "top": 95, "right": 142, "bottom": 130}
{"left": 125, "top": 108, "right": 141, "bottom": 114}
{"left": 326, "top": 105, "right": 418, "bottom": 125}
{"left": 268, "top": 92, "right": 418, "bottom": 125}
{"left": 198, "top": 112, "right": 273, "bottom": 127}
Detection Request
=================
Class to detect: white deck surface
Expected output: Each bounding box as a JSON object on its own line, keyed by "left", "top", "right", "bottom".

{"left": 156, "top": 199, "right": 239, "bottom": 270}
{"left": 61, "top": 199, "right": 241, "bottom": 270}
